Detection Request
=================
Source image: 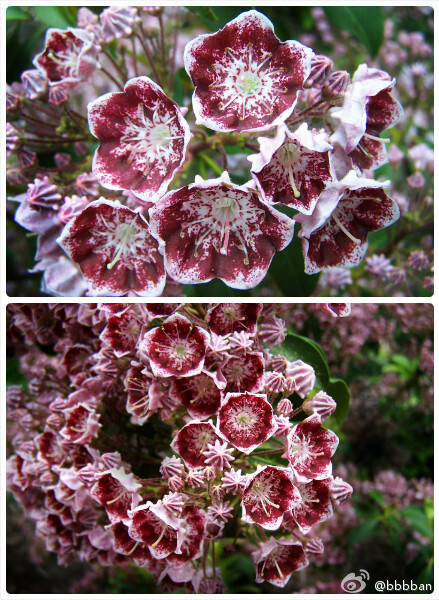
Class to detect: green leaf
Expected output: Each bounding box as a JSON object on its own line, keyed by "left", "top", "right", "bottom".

{"left": 185, "top": 6, "right": 218, "bottom": 21}
{"left": 323, "top": 6, "right": 384, "bottom": 58}
{"left": 399, "top": 505, "right": 433, "bottom": 540}
{"left": 368, "top": 489, "right": 386, "bottom": 507}
{"left": 326, "top": 378, "right": 350, "bottom": 427}
{"left": 269, "top": 233, "right": 320, "bottom": 296}
{"left": 272, "top": 333, "right": 330, "bottom": 389}
{"left": 33, "top": 6, "right": 77, "bottom": 29}
{"left": 6, "top": 7, "right": 30, "bottom": 21}
{"left": 347, "top": 519, "right": 380, "bottom": 549}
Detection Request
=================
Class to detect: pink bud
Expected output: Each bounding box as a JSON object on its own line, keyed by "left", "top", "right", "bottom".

{"left": 330, "top": 476, "right": 353, "bottom": 504}
{"left": 304, "top": 54, "right": 333, "bottom": 88}
{"left": 276, "top": 398, "right": 293, "bottom": 416}
{"left": 285, "top": 360, "right": 315, "bottom": 398}
{"left": 322, "top": 70, "right": 350, "bottom": 99}
{"left": 302, "top": 391, "right": 336, "bottom": 420}
{"left": 306, "top": 538, "right": 325, "bottom": 555}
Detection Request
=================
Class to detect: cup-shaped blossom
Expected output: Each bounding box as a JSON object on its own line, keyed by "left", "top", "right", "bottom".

{"left": 218, "top": 392, "right": 277, "bottom": 454}
{"left": 184, "top": 10, "right": 313, "bottom": 132}
{"left": 128, "top": 502, "right": 184, "bottom": 559}
{"left": 59, "top": 403, "right": 101, "bottom": 445}
{"left": 250, "top": 123, "right": 334, "bottom": 214}
{"left": 331, "top": 64, "right": 403, "bottom": 170}
{"left": 138, "top": 313, "right": 209, "bottom": 378}
{"left": 170, "top": 372, "right": 222, "bottom": 420}
{"left": 149, "top": 172, "right": 295, "bottom": 290}
{"left": 297, "top": 171, "right": 400, "bottom": 274}
{"left": 253, "top": 537, "right": 309, "bottom": 587}
{"left": 221, "top": 352, "right": 265, "bottom": 394}
{"left": 33, "top": 27, "right": 98, "bottom": 88}
{"left": 88, "top": 77, "right": 191, "bottom": 202}
{"left": 166, "top": 505, "right": 207, "bottom": 566}
{"left": 286, "top": 414, "right": 339, "bottom": 482}
{"left": 289, "top": 477, "right": 333, "bottom": 533}
{"left": 171, "top": 421, "right": 223, "bottom": 469}
{"left": 90, "top": 467, "right": 142, "bottom": 523}
{"left": 100, "top": 308, "right": 142, "bottom": 357}
{"left": 57, "top": 199, "right": 166, "bottom": 296}
{"left": 242, "top": 466, "right": 300, "bottom": 530}
{"left": 206, "top": 303, "right": 262, "bottom": 336}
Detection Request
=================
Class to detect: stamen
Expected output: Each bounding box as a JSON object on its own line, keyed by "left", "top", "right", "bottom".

{"left": 106, "top": 489, "right": 126, "bottom": 505}
{"left": 151, "top": 524, "right": 167, "bottom": 548}
{"left": 332, "top": 214, "right": 361, "bottom": 244}
{"left": 363, "top": 132, "right": 391, "bottom": 143}
{"left": 288, "top": 166, "right": 301, "bottom": 198}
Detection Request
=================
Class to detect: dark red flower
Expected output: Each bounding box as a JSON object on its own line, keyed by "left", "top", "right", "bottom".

{"left": 170, "top": 372, "right": 222, "bottom": 420}
{"left": 57, "top": 199, "right": 166, "bottom": 296}
{"left": 289, "top": 477, "right": 333, "bottom": 533}
{"left": 207, "top": 303, "right": 262, "bottom": 335}
{"left": 170, "top": 421, "right": 223, "bottom": 469}
{"left": 184, "top": 10, "right": 313, "bottom": 132}
{"left": 253, "top": 537, "right": 309, "bottom": 587}
{"left": 88, "top": 76, "right": 191, "bottom": 201}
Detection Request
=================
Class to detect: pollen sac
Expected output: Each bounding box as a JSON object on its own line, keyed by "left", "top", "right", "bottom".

{"left": 88, "top": 76, "right": 191, "bottom": 202}
{"left": 148, "top": 172, "right": 295, "bottom": 290}
{"left": 184, "top": 10, "right": 313, "bottom": 132}
{"left": 57, "top": 199, "right": 166, "bottom": 297}
{"left": 241, "top": 465, "right": 301, "bottom": 530}
{"left": 138, "top": 313, "right": 210, "bottom": 378}
{"left": 217, "top": 391, "right": 277, "bottom": 454}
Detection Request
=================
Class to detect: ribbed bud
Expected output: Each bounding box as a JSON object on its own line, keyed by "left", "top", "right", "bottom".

{"left": 285, "top": 360, "right": 316, "bottom": 398}
{"left": 305, "top": 538, "right": 325, "bottom": 555}
{"left": 302, "top": 391, "right": 336, "bottom": 420}
{"left": 21, "top": 69, "right": 47, "bottom": 100}
{"left": 264, "top": 371, "right": 285, "bottom": 393}
{"left": 276, "top": 398, "right": 293, "bottom": 416}
{"left": 322, "top": 70, "right": 350, "bottom": 99}
{"left": 160, "top": 456, "right": 184, "bottom": 478}
{"left": 304, "top": 54, "right": 333, "bottom": 88}
{"left": 330, "top": 476, "right": 353, "bottom": 504}
{"left": 271, "top": 355, "right": 288, "bottom": 373}
{"left": 48, "top": 85, "right": 69, "bottom": 106}
{"left": 258, "top": 315, "right": 287, "bottom": 347}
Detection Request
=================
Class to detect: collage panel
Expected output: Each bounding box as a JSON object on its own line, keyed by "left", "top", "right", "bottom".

{"left": 5, "top": 302, "right": 434, "bottom": 594}
{"left": 5, "top": 5, "right": 433, "bottom": 298}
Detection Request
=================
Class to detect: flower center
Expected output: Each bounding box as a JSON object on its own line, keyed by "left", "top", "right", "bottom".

{"left": 212, "top": 196, "right": 240, "bottom": 256}
{"left": 106, "top": 221, "right": 139, "bottom": 270}
{"left": 149, "top": 123, "right": 173, "bottom": 148}
{"left": 175, "top": 344, "right": 187, "bottom": 357}
{"left": 235, "top": 71, "right": 262, "bottom": 96}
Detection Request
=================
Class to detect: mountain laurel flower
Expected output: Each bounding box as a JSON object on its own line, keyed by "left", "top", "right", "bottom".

{"left": 57, "top": 199, "right": 166, "bottom": 297}
{"left": 88, "top": 77, "right": 191, "bottom": 202}
{"left": 90, "top": 467, "right": 142, "bottom": 523}
{"left": 322, "top": 303, "right": 351, "bottom": 317}
{"left": 253, "top": 537, "right": 309, "bottom": 587}
{"left": 34, "top": 27, "right": 98, "bottom": 89}
{"left": 203, "top": 440, "right": 235, "bottom": 471}
{"left": 128, "top": 503, "right": 184, "bottom": 559}
{"left": 170, "top": 373, "right": 222, "bottom": 420}
{"left": 330, "top": 476, "right": 354, "bottom": 504}
{"left": 207, "top": 302, "right": 262, "bottom": 336}
{"left": 170, "top": 421, "right": 223, "bottom": 469}
{"left": 218, "top": 392, "right": 277, "bottom": 454}
{"left": 184, "top": 10, "right": 313, "bottom": 132}
{"left": 149, "top": 172, "right": 295, "bottom": 290}
{"left": 297, "top": 171, "right": 400, "bottom": 274}
{"left": 138, "top": 313, "right": 210, "bottom": 378}
{"left": 249, "top": 123, "right": 334, "bottom": 214}
{"left": 286, "top": 414, "right": 339, "bottom": 482}
{"left": 242, "top": 466, "right": 301, "bottom": 530}
{"left": 289, "top": 478, "right": 333, "bottom": 533}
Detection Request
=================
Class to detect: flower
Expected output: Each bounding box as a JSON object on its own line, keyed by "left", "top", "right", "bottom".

{"left": 171, "top": 421, "right": 223, "bottom": 469}
{"left": 138, "top": 313, "right": 210, "bottom": 378}
{"left": 253, "top": 537, "right": 309, "bottom": 587}
{"left": 57, "top": 199, "right": 166, "bottom": 296}
{"left": 149, "top": 172, "right": 295, "bottom": 289}
{"left": 322, "top": 303, "right": 351, "bottom": 318}
{"left": 184, "top": 10, "right": 313, "bottom": 132}
{"left": 128, "top": 502, "right": 184, "bottom": 559}
{"left": 242, "top": 466, "right": 300, "bottom": 530}
{"left": 217, "top": 392, "right": 277, "bottom": 454}
{"left": 249, "top": 123, "right": 334, "bottom": 214}
{"left": 88, "top": 76, "right": 191, "bottom": 201}
{"left": 221, "top": 352, "right": 265, "bottom": 394}
{"left": 170, "top": 372, "right": 222, "bottom": 420}
{"left": 90, "top": 467, "right": 142, "bottom": 523}
{"left": 207, "top": 303, "right": 262, "bottom": 336}
{"left": 297, "top": 171, "right": 400, "bottom": 274}
{"left": 289, "top": 478, "right": 333, "bottom": 533}
{"left": 34, "top": 27, "right": 98, "bottom": 89}
{"left": 167, "top": 505, "right": 206, "bottom": 565}
{"left": 286, "top": 414, "right": 339, "bottom": 482}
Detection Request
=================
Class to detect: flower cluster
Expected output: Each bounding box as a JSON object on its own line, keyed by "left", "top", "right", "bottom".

{"left": 6, "top": 7, "right": 404, "bottom": 296}
{"left": 6, "top": 302, "right": 352, "bottom": 592}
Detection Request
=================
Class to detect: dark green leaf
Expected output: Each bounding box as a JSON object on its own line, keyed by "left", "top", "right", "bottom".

{"left": 327, "top": 378, "right": 350, "bottom": 426}
{"left": 269, "top": 233, "right": 320, "bottom": 296}
{"left": 399, "top": 505, "right": 433, "bottom": 539}
{"left": 272, "top": 333, "right": 330, "bottom": 388}
{"left": 323, "top": 6, "right": 384, "bottom": 58}
{"left": 172, "top": 67, "right": 192, "bottom": 106}
{"left": 33, "top": 6, "right": 77, "bottom": 29}
{"left": 6, "top": 7, "right": 30, "bottom": 21}
{"left": 368, "top": 489, "right": 386, "bottom": 507}
{"left": 347, "top": 519, "right": 380, "bottom": 549}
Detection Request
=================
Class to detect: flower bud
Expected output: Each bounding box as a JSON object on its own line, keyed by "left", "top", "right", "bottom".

{"left": 305, "top": 538, "right": 325, "bottom": 554}
{"left": 276, "top": 398, "right": 293, "bottom": 416}
{"left": 264, "top": 371, "right": 285, "bottom": 393}
{"left": 304, "top": 54, "right": 333, "bottom": 88}
{"left": 330, "top": 476, "right": 353, "bottom": 504}
{"left": 322, "top": 70, "right": 350, "bottom": 99}
{"left": 285, "top": 360, "right": 315, "bottom": 398}
{"left": 271, "top": 355, "right": 288, "bottom": 373}
{"left": 302, "top": 391, "right": 336, "bottom": 420}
